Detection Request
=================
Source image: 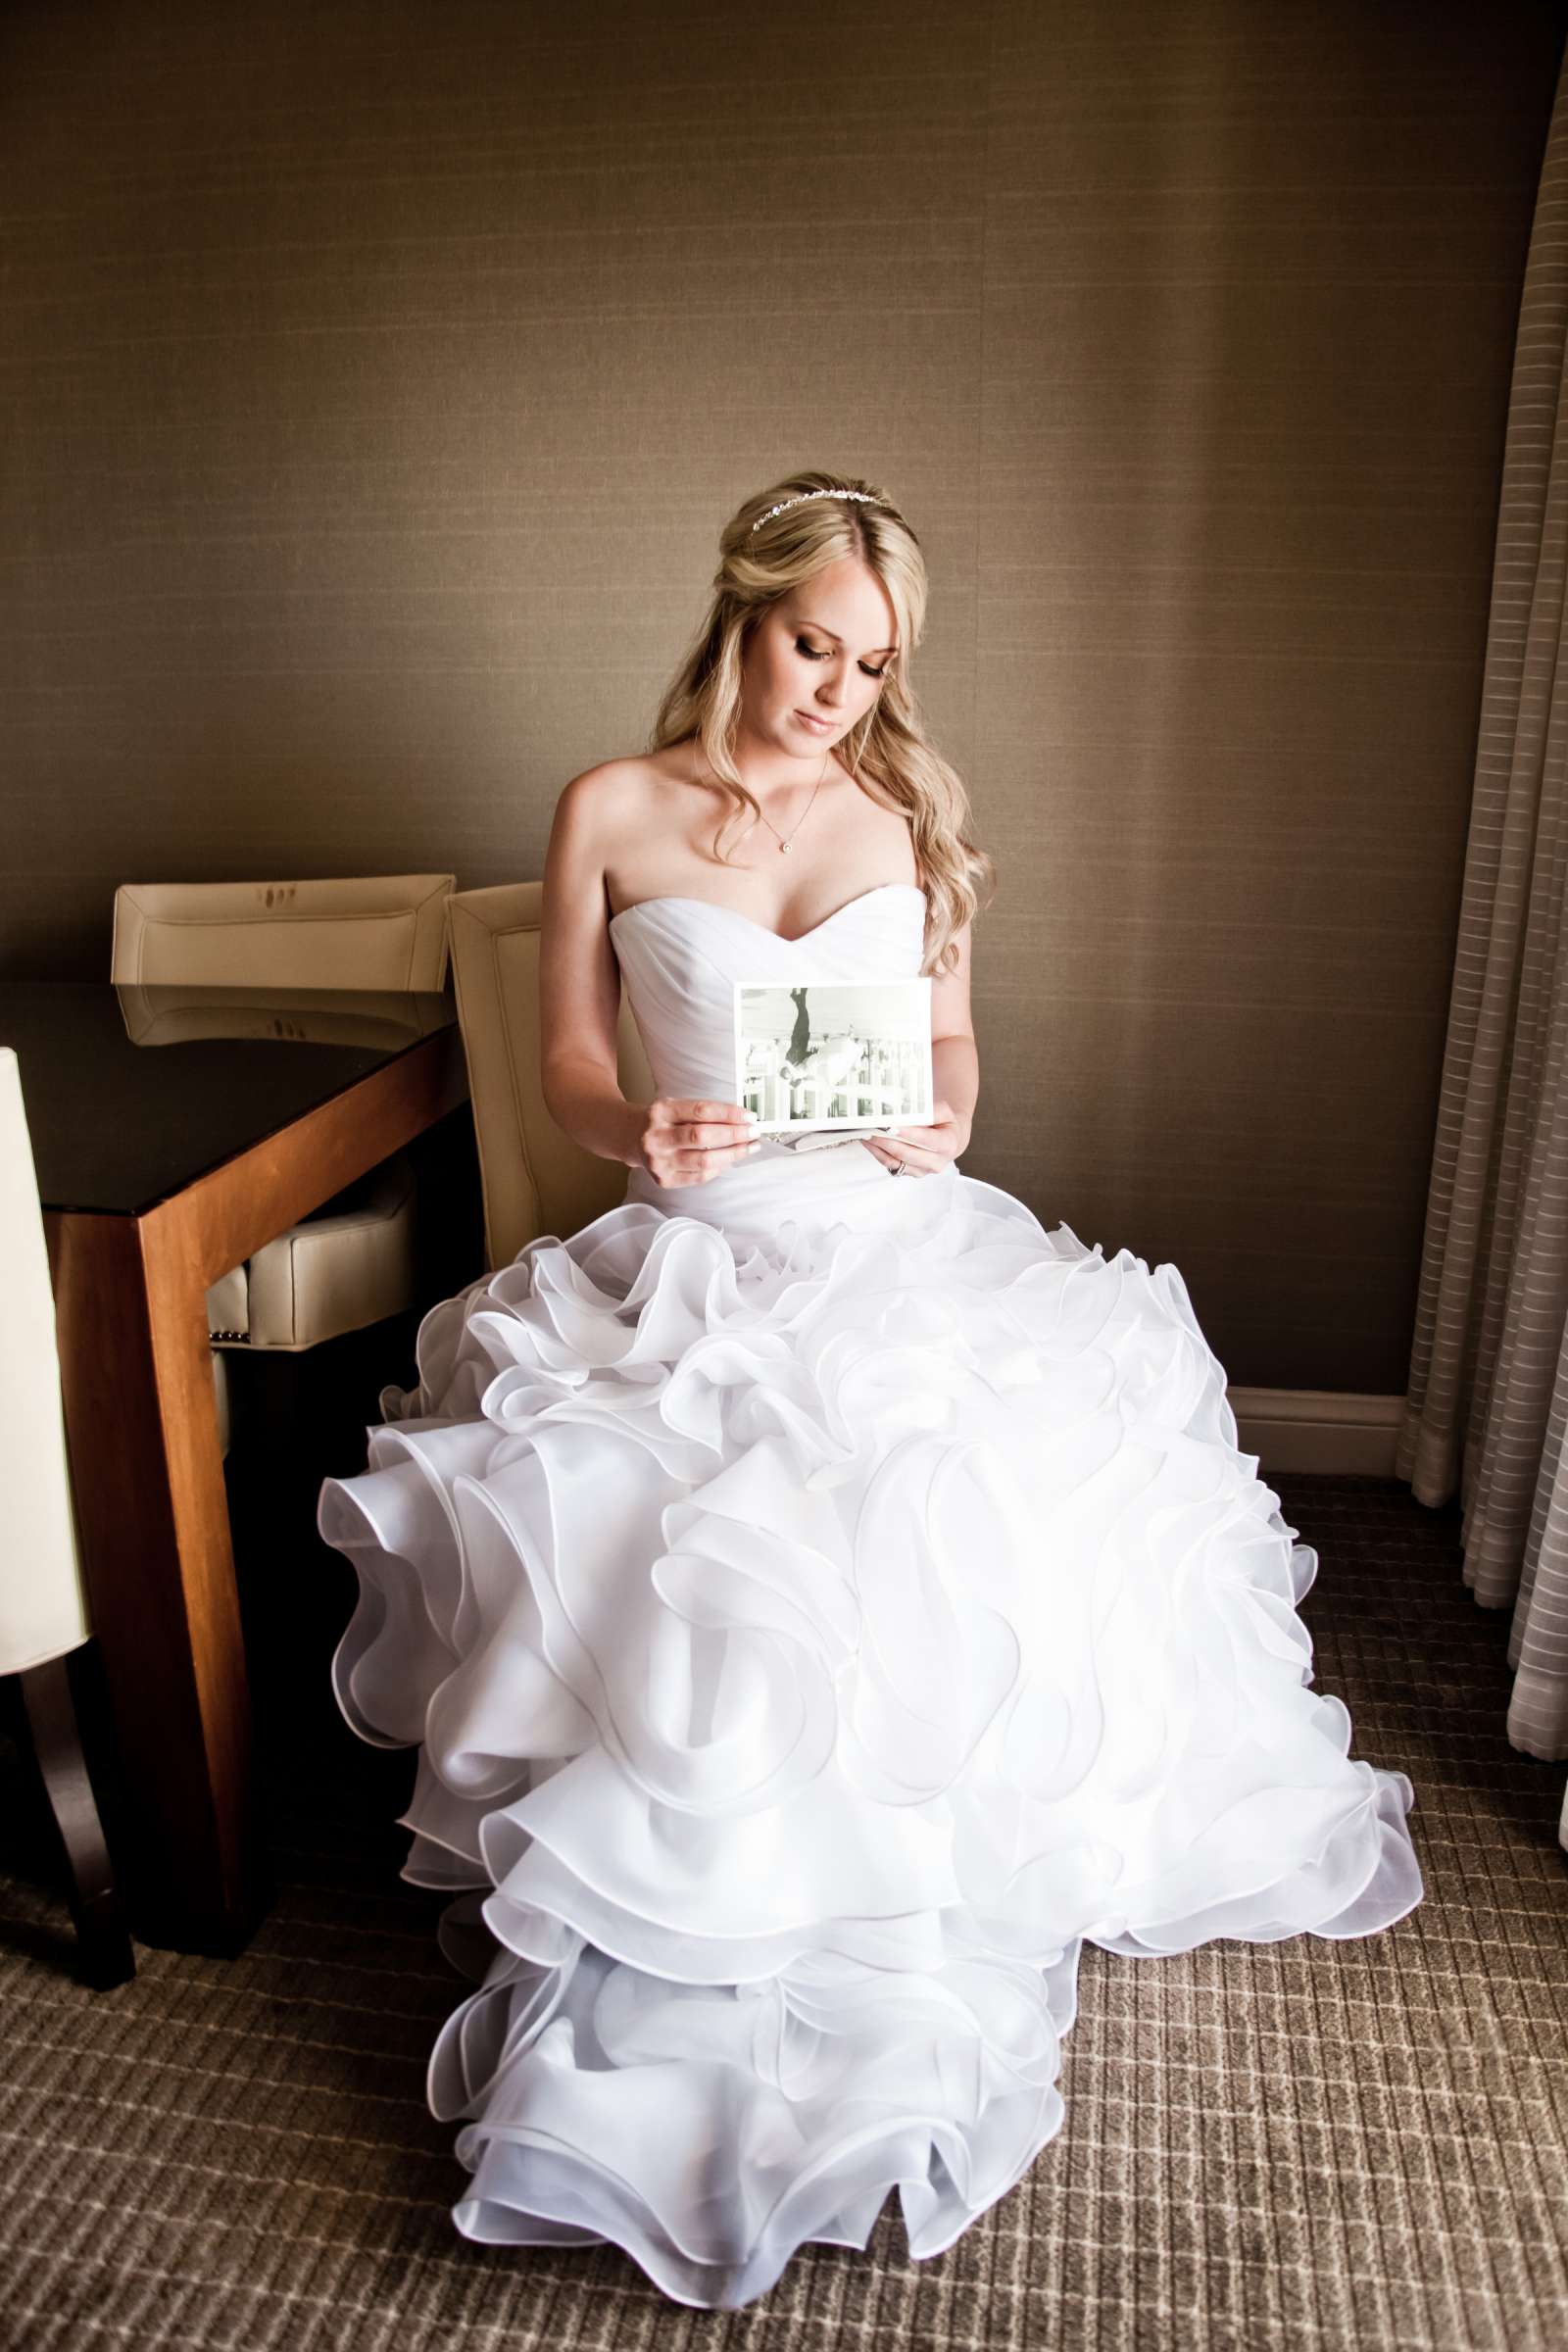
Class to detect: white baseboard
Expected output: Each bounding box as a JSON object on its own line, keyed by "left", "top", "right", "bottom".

{"left": 1229, "top": 1388, "right": 1404, "bottom": 1478}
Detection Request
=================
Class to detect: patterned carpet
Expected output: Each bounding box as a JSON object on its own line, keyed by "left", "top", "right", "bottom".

{"left": 1, "top": 1472, "right": 1565, "bottom": 2352}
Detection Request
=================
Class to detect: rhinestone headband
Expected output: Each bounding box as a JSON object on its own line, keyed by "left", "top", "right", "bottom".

{"left": 750, "top": 488, "right": 877, "bottom": 534}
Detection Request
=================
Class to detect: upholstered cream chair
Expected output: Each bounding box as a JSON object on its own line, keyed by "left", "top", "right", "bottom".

{"left": 112, "top": 875, "right": 453, "bottom": 993}
{"left": 110, "top": 877, "right": 455, "bottom": 1396}
{"left": 0, "top": 1050, "right": 134, "bottom": 1987}
{"left": 445, "top": 882, "right": 654, "bottom": 1268}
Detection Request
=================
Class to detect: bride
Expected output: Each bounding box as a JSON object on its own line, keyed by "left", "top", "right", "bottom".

{"left": 318, "top": 469, "right": 1424, "bottom": 2311}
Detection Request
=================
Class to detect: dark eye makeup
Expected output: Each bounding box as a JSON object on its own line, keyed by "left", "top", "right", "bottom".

{"left": 796, "top": 635, "right": 889, "bottom": 681}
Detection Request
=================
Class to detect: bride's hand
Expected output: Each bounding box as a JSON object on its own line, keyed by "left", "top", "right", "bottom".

{"left": 860, "top": 1099, "right": 970, "bottom": 1177}
{"left": 636, "top": 1097, "right": 761, "bottom": 1189}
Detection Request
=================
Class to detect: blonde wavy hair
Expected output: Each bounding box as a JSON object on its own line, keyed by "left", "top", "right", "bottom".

{"left": 649, "top": 468, "right": 995, "bottom": 975}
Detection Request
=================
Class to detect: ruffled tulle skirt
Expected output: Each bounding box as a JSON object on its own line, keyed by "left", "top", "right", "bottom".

{"left": 318, "top": 1161, "right": 1422, "bottom": 2309}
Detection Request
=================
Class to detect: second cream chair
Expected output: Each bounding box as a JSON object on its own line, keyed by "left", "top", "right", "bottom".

{"left": 111, "top": 875, "right": 456, "bottom": 1374}
{"left": 1, "top": 1048, "right": 134, "bottom": 1987}
{"left": 445, "top": 881, "right": 654, "bottom": 1269}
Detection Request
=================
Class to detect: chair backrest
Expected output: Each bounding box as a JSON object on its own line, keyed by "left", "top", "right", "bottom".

{"left": 111, "top": 875, "right": 456, "bottom": 990}
{"left": 0, "top": 1049, "right": 90, "bottom": 1676}
{"left": 446, "top": 881, "right": 656, "bottom": 1269}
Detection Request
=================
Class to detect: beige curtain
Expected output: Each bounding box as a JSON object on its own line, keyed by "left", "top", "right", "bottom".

{"left": 1397, "top": 55, "right": 1568, "bottom": 1834}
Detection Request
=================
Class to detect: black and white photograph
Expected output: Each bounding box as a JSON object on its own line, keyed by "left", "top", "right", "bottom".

{"left": 734, "top": 975, "right": 933, "bottom": 1132}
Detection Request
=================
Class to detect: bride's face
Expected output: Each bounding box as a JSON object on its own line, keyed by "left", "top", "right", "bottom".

{"left": 741, "top": 557, "right": 899, "bottom": 760}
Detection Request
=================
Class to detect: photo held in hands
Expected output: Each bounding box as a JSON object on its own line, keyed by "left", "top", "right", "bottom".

{"left": 732, "top": 974, "right": 934, "bottom": 1151}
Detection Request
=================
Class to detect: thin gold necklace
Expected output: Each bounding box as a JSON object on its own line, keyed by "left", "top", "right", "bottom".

{"left": 756, "top": 744, "right": 832, "bottom": 856}
{"left": 689, "top": 737, "right": 834, "bottom": 854}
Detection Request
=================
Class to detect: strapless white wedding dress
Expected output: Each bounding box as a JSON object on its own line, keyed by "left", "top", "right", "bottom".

{"left": 318, "top": 882, "right": 1422, "bottom": 2310}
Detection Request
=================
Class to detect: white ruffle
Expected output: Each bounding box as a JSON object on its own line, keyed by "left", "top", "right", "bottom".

{"left": 318, "top": 1171, "right": 1422, "bottom": 2309}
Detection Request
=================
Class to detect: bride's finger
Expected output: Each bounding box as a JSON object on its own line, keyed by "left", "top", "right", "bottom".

{"left": 661, "top": 1098, "right": 755, "bottom": 1135}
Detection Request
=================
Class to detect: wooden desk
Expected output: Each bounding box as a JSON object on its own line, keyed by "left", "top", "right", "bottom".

{"left": 2, "top": 983, "right": 469, "bottom": 1955}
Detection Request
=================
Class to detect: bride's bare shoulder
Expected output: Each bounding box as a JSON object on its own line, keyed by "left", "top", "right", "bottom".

{"left": 555, "top": 747, "right": 686, "bottom": 831}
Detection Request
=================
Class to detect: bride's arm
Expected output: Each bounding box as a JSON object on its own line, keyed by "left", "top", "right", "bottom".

{"left": 929, "top": 923, "right": 980, "bottom": 1148}
{"left": 538, "top": 769, "right": 649, "bottom": 1168}
{"left": 860, "top": 918, "right": 978, "bottom": 1174}
{"left": 538, "top": 769, "right": 759, "bottom": 1185}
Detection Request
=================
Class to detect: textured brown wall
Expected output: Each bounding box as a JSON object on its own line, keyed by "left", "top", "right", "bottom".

{"left": 3, "top": 0, "right": 1562, "bottom": 1390}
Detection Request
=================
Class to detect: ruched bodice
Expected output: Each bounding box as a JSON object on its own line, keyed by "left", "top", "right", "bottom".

{"left": 317, "top": 885, "right": 1424, "bottom": 2310}
{"left": 610, "top": 881, "right": 942, "bottom": 1241}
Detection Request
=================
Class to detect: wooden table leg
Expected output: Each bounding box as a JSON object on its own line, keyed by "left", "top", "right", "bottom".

{"left": 45, "top": 1204, "right": 268, "bottom": 1954}
{"left": 37, "top": 1031, "right": 468, "bottom": 1954}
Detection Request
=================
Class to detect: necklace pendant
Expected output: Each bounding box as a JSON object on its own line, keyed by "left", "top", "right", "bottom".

{"left": 778, "top": 838, "right": 793, "bottom": 855}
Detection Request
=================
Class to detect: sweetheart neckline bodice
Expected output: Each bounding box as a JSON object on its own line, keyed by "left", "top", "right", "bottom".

{"left": 607, "top": 880, "right": 926, "bottom": 948}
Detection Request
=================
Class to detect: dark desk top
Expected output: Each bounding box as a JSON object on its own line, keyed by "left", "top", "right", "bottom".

{"left": 1, "top": 981, "right": 461, "bottom": 1216}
